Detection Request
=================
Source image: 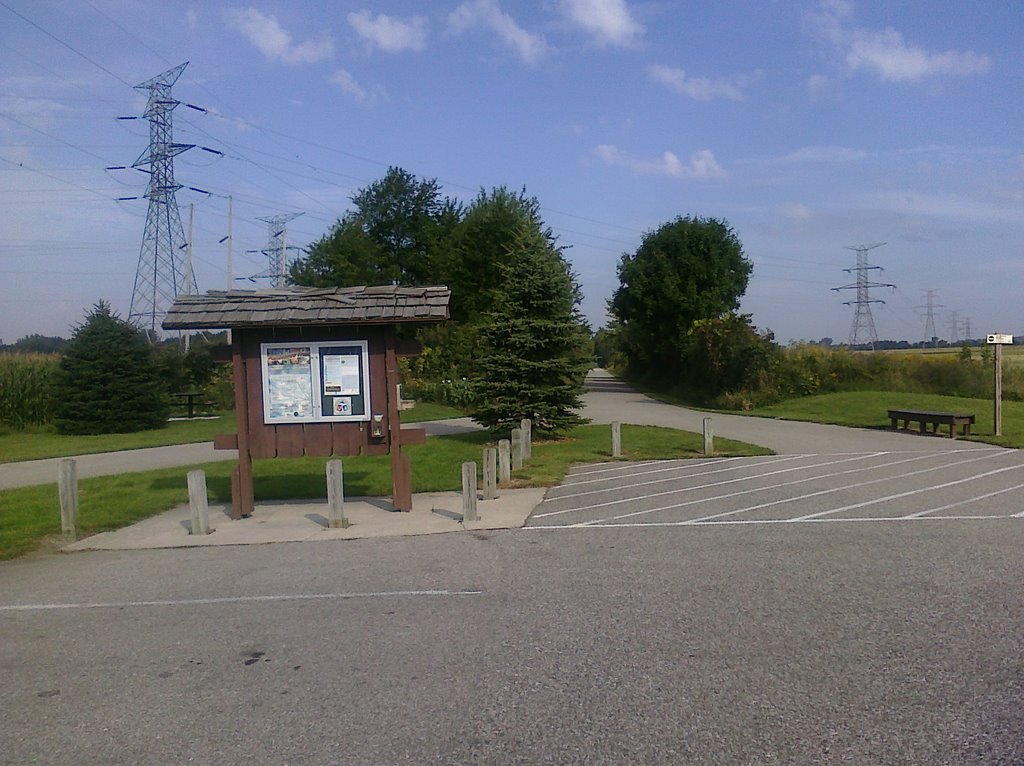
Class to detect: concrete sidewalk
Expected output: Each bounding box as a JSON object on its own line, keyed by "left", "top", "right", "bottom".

{"left": 63, "top": 487, "right": 547, "bottom": 552}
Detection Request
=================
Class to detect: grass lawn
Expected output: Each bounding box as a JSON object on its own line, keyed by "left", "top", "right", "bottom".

{"left": 0, "top": 403, "right": 465, "bottom": 464}
{"left": 748, "top": 390, "right": 1024, "bottom": 448}
{"left": 0, "top": 423, "right": 770, "bottom": 560}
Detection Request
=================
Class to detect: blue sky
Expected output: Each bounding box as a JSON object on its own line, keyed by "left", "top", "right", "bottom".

{"left": 1, "top": 0, "right": 1021, "bottom": 345}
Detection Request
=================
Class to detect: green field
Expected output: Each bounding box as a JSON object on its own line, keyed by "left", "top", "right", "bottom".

{"left": 748, "top": 390, "right": 1023, "bottom": 448}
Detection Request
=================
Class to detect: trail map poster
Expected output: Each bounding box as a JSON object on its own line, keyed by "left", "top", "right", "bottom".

{"left": 264, "top": 346, "right": 314, "bottom": 421}
{"left": 260, "top": 341, "right": 370, "bottom": 424}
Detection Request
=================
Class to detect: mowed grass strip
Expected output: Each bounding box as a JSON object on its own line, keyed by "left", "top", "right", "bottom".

{"left": 0, "top": 404, "right": 463, "bottom": 464}
{"left": 749, "top": 391, "right": 1024, "bottom": 448}
{"left": 0, "top": 424, "right": 770, "bottom": 560}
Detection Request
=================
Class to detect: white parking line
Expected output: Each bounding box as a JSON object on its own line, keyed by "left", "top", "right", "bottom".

{"left": 685, "top": 451, "right": 1007, "bottom": 525}
{"left": 572, "top": 451, "right": 948, "bottom": 526}
{"left": 791, "top": 462, "right": 1024, "bottom": 521}
{"left": 0, "top": 589, "right": 483, "bottom": 613}
{"left": 903, "top": 482, "right": 1024, "bottom": 518}
{"left": 533, "top": 452, "right": 887, "bottom": 520}
{"left": 527, "top": 513, "right": 1014, "bottom": 530}
{"left": 544, "top": 455, "right": 801, "bottom": 502}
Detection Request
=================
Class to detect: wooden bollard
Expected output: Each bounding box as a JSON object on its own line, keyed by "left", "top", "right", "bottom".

{"left": 520, "top": 418, "right": 532, "bottom": 459}
{"left": 462, "top": 461, "right": 478, "bottom": 522}
{"left": 703, "top": 417, "right": 714, "bottom": 455}
{"left": 58, "top": 459, "right": 79, "bottom": 542}
{"left": 483, "top": 447, "right": 497, "bottom": 500}
{"left": 326, "top": 459, "right": 349, "bottom": 528}
{"left": 187, "top": 469, "right": 212, "bottom": 535}
{"left": 498, "top": 439, "right": 511, "bottom": 483}
{"left": 511, "top": 428, "right": 524, "bottom": 470}
{"left": 612, "top": 421, "right": 621, "bottom": 458}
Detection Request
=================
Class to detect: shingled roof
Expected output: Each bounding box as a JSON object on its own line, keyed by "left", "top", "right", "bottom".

{"left": 162, "top": 285, "right": 450, "bottom": 330}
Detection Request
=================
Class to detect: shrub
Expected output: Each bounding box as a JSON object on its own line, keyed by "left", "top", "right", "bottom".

{"left": 53, "top": 302, "right": 169, "bottom": 435}
{"left": 0, "top": 353, "right": 59, "bottom": 428}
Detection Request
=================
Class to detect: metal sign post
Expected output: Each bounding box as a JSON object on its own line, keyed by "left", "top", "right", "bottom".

{"left": 987, "top": 334, "right": 1013, "bottom": 436}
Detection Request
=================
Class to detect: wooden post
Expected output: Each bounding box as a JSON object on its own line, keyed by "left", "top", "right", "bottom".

{"left": 461, "top": 462, "right": 478, "bottom": 522}
{"left": 511, "top": 428, "right": 523, "bottom": 470}
{"left": 995, "top": 342, "right": 1003, "bottom": 437}
{"left": 520, "top": 418, "right": 532, "bottom": 459}
{"left": 58, "top": 459, "right": 78, "bottom": 543}
{"left": 187, "top": 469, "right": 212, "bottom": 535}
{"left": 483, "top": 447, "right": 497, "bottom": 500}
{"left": 386, "top": 337, "right": 413, "bottom": 512}
{"left": 326, "top": 459, "right": 349, "bottom": 528}
{"left": 498, "top": 439, "right": 511, "bottom": 483}
{"left": 611, "top": 422, "right": 621, "bottom": 458}
{"left": 231, "top": 331, "right": 255, "bottom": 519}
{"left": 703, "top": 417, "right": 714, "bottom": 455}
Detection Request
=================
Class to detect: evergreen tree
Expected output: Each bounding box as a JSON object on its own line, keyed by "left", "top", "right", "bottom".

{"left": 53, "top": 302, "right": 169, "bottom": 434}
{"left": 471, "top": 224, "right": 592, "bottom": 437}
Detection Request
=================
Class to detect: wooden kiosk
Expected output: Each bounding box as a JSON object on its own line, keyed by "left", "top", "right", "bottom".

{"left": 163, "top": 285, "right": 450, "bottom": 519}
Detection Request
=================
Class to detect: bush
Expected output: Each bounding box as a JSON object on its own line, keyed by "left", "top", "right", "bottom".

{"left": 0, "top": 353, "right": 59, "bottom": 428}
{"left": 53, "top": 302, "right": 169, "bottom": 435}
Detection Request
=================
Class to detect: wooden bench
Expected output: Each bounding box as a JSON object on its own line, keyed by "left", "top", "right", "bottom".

{"left": 888, "top": 409, "right": 975, "bottom": 439}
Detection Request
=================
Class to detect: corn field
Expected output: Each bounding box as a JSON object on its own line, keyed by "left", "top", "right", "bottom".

{"left": 0, "top": 353, "right": 59, "bottom": 429}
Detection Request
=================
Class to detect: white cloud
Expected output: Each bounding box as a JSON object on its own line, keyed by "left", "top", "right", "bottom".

{"left": 776, "top": 202, "right": 814, "bottom": 220}
{"left": 846, "top": 27, "right": 991, "bottom": 82}
{"left": 775, "top": 145, "right": 868, "bottom": 163}
{"left": 329, "top": 69, "right": 368, "bottom": 102}
{"left": 561, "top": 0, "right": 644, "bottom": 47}
{"left": 648, "top": 64, "right": 763, "bottom": 101}
{"left": 807, "top": 73, "right": 830, "bottom": 98}
{"left": 223, "top": 8, "right": 334, "bottom": 65}
{"left": 807, "top": 1, "right": 990, "bottom": 83}
{"left": 594, "top": 144, "right": 727, "bottom": 180}
{"left": 186, "top": 9, "right": 199, "bottom": 31}
{"left": 448, "top": 0, "right": 549, "bottom": 65}
{"left": 347, "top": 10, "right": 427, "bottom": 53}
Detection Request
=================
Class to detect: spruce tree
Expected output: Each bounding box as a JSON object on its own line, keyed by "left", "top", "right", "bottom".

{"left": 471, "top": 224, "right": 592, "bottom": 437}
{"left": 53, "top": 302, "right": 169, "bottom": 434}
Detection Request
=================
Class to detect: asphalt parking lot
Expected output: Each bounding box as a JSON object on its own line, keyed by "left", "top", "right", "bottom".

{"left": 530, "top": 447, "right": 1024, "bottom": 528}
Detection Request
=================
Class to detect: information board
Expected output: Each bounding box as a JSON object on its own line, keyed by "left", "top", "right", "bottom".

{"left": 260, "top": 341, "right": 371, "bottom": 424}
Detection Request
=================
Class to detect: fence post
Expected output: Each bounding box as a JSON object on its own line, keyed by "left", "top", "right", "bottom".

{"left": 483, "top": 447, "right": 497, "bottom": 500}
{"left": 187, "top": 469, "right": 212, "bottom": 535}
{"left": 326, "top": 459, "right": 349, "bottom": 528}
{"left": 498, "top": 439, "right": 511, "bottom": 483}
{"left": 520, "top": 418, "right": 532, "bottom": 459}
{"left": 611, "top": 422, "right": 622, "bottom": 458}
{"left": 462, "top": 461, "right": 478, "bottom": 522}
{"left": 58, "top": 459, "right": 79, "bottom": 543}
{"left": 511, "top": 428, "right": 524, "bottom": 470}
{"left": 703, "top": 417, "right": 714, "bottom": 456}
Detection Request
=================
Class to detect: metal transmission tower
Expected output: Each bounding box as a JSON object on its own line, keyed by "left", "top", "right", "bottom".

{"left": 916, "top": 289, "right": 943, "bottom": 347}
{"left": 246, "top": 213, "right": 303, "bottom": 287}
{"left": 831, "top": 242, "right": 894, "bottom": 349}
{"left": 128, "top": 62, "right": 197, "bottom": 337}
{"left": 948, "top": 310, "right": 961, "bottom": 344}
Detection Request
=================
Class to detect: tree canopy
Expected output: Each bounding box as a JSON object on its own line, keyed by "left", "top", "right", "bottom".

{"left": 610, "top": 216, "right": 752, "bottom": 383}
{"left": 290, "top": 166, "right": 460, "bottom": 288}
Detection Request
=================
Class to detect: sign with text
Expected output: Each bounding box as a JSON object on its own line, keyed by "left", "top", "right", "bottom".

{"left": 987, "top": 334, "right": 1013, "bottom": 345}
{"left": 260, "top": 341, "right": 370, "bottom": 424}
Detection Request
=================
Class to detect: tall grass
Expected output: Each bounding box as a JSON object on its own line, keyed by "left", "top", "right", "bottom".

{"left": 0, "top": 353, "right": 59, "bottom": 429}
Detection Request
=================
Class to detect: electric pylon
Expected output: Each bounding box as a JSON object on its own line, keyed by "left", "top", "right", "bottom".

{"left": 948, "top": 310, "right": 960, "bottom": 344}
{"left": 831, "top": 242, "right": 894, "bottom": 350}
{"left": 916, "top": 289, "right": 943, "bottom": 347}
{"left": 246, "top": 213, "right": 303, "bottom": 287}
{"left": 127, "top": 62, "right": 197, "bottom": 337}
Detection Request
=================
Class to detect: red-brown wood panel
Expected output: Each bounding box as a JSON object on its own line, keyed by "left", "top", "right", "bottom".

{"left": 276, "top": 424, "right": 305, "bottom": 457}
{"left": 303, "top": 424, "right": 333, "bottom": 457}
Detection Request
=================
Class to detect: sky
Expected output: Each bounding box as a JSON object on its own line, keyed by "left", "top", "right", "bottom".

{"left": 1, "top": 0, "right": 1022, "bottom": 346}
